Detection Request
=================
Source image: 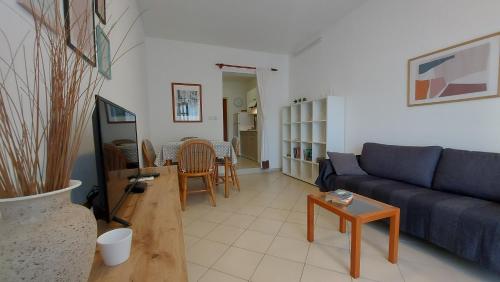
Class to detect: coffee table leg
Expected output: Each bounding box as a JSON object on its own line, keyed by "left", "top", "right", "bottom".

{"left": 350, "top": 219, "right": 361, "bottom": 278}
{"left": 339, "top": 216, "right": 346, "bottom": 233}
{"left": 388, "top": 211, "right": 400, "bottom": 263}
{"left": 307, "top": 196, "right": 314, "bottom": 242}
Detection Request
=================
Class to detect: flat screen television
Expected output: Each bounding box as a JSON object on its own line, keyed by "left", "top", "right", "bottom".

{"left": 92, "top": 96, "right": 140, "bottom": 225}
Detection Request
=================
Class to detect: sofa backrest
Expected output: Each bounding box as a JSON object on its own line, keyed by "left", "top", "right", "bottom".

{"left": 360, "top": 143, "right": 443, "bottom": 188}
{"left": 433, "top": 148, "right": 500, "bottom": 202}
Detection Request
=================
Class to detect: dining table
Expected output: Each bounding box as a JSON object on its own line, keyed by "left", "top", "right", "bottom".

{"left": 154, "top": 140, "right": 238, "bottom": 197}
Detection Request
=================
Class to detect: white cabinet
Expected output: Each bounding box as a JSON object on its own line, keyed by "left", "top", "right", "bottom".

{"left": 281, "top": 96, "right": 345, "bottom": 184}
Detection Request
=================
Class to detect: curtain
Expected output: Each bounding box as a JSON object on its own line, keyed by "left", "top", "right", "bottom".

{"left": 255, "top": 69, "right": 271, "bottom": 167}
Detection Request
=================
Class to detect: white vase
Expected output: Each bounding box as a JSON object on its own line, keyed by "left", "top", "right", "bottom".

{"left": 0, "top": 180, "right": 97, "bottom": 282}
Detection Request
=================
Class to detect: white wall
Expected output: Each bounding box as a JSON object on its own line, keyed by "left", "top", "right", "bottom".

{"left": 290, "top": 0, "right": 500, "bottom": 154}
{"left": 0, "top": 0, "right": 149, "bottom": 202}
{"left": 145, "top": 38, "right": 289, "bottom": 168}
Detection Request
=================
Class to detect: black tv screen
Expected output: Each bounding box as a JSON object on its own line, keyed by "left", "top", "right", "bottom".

{"left": 92, "top": 96, "right": 140, "bottom": 223}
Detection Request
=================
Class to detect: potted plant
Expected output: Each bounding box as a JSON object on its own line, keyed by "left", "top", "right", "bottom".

{"left": 0, "top": 1, "right": 140, "bottom": 281}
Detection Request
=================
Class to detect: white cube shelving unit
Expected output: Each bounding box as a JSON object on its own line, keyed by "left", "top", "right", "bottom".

{"left": 281, "top": 96, "right": 345, "bottom": 184}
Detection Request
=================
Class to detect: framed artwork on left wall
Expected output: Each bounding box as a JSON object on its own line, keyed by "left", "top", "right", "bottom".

{"left": 172, "top": 83, "right": 203, "bottom": 122}
{"left": 17, "top": 0, "right": 61, "bottom": 33}
{"left": 63, "top": 0, "right": 96, "bottom": 66}
{"left": 95, "top": 0, "right": 106, "bottom": 24}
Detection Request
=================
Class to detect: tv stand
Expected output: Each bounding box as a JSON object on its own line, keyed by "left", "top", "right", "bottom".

{"left": 112, "top": 216, "right": 130, "bottom": 227}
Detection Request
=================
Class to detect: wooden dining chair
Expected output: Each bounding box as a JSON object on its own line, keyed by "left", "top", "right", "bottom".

{"left": 142, "top": 139, "right": 171, "bottom": 167}
{"left": 215, "top": 157, "right": 240, "bottom": 198}
{"left": 177, "top": 139, "right": 217, "bottom": 210}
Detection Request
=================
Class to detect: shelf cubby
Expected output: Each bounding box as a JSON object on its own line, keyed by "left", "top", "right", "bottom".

{"left": 281, "top": 96, "right": 344, "bottom": 185}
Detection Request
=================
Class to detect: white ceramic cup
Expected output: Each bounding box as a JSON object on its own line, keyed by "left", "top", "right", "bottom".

{"left": 97, "top": 228, "right": 133, "bottom": 266}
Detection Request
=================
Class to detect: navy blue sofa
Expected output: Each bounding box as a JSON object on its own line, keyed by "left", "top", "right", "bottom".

{"left": 315, "top": 143, "right": 500, "bottom": 273}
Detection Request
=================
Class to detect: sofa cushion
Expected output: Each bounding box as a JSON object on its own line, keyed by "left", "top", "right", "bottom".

{"left": 360, "top": 143, "right": 442, "bottom": 188}
{"left": 433, "top": 148, "right": 500, "bottom": 202}
{"left": 327, "top": 152, "right": 367, "bottom": 176}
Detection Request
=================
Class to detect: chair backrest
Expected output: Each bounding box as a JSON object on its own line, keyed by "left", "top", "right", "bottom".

{"left": 142, "top": 139, "right": 156, "bottom": 167}
{"left": 231, "top": 136, "right": 240, "bottom": 156}
{"left": 103, "top": 143, "right": 128, "bottom": 172}
{"left": 177, "top": 139, "right": 216, "bottom": 173}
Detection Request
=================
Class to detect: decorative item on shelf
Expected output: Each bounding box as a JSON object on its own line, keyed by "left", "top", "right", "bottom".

{"left": 96, "top": 25, "right": 111, "bottom": 79}
{"left": 407, "top": 31, "right": 500, "bottom": 106}
{"left": 95, "top": 0, "right": 106, "bottom": 24}
{"left": 293, "top": 146, "right": 301, "bottom": 159}
{"left": 172, "top": 83, "right": 203, "bottom": 122}
{"left": 0, "top": 2, "right": 140, "bottom": 281}
{"left": 293, "top": 99, "right": 298, "bottom": 104}
{"left": 64, "top": 0, "right": 97, "bottom": 66}
{"left": 304, "top": 149, "right": 313, "bottom": 161}
{"left": 303, "top": 97, "right": 307, "bottom": 102}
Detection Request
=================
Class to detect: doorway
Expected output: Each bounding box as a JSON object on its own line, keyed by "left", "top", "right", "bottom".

{"left": 222, "top": 72, "right": 260, "bottom": 169}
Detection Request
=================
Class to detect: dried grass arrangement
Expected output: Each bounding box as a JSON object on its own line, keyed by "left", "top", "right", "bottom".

{"left": 0, "top": 1, "right": 142, "bottom": 198}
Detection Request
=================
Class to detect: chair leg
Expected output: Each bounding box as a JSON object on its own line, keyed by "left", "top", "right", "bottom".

{"left": 182, "top": 176, "right": 188, "bottom": 211}
{"left": 231, "top": 165, "right": 240, "bottom": 191}
{"left": 206, "top": 175, "right": 216, "bottom": 207}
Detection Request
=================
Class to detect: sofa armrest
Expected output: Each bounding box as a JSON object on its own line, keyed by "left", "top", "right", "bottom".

{"left": 315, "top": 159, "right": 337, "bottom": 191}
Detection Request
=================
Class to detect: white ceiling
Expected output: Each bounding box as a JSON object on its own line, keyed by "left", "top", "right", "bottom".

{"left": 137, "top": 0, "right": 366, "bottom": 54}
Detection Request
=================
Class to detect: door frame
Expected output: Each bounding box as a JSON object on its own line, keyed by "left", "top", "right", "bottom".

{"left": 222, "top": 98, "right": 228, "bottom": 141}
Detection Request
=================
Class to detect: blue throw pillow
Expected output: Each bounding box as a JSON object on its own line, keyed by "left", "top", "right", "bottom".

{"left": 327, "top": 152, "right": 367, "bottom": 176}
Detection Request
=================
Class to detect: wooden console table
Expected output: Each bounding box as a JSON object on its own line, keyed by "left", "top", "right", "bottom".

{"left": 89, "top": 166, "right": 187, "bottom": 282}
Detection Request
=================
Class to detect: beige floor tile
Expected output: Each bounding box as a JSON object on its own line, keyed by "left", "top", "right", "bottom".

{"left": 270, "top": 199, "right": 296, "bottom": 210}
{"left": 314, "top": 227, "right": 349, "bottom": 249}
{"left": 187, "top": 262, "right": 208, "bottom": 282}
{"left": 266, "top": 236, "right": 310, "bottom": 263}
{"left": 315, "top": 212, "right": 340, "bottom": 230}
{"left": 286, "top": 211, "right": 308, "bottom": 225}
{"left": 184, "top": 234, "right": 201, "bottom": 249}
{"left": 278, "top": 222, "right": 308, "bottom": 241}
{"left": 359, "top": 254, "right": 403, "bottom": 282}
{"left": 201, "top": 210, "right": 233, "bottom": 223}
{"left": 223, "top": 214, "right": 257, "bottom": 229}
{"left": 199, "top": 269, "right": 247, "bottom": 282}
{"left": 251, "top": 255, "right": 304, "bottom": 282}
{"left": 184, "top": 220, "right": 218, "bottom": 238}
{"left": 259, "top": 207, "right": 290, "bottom": 221}
{"left": 248, "top": 218, "right": 284, "bottom": 235}
{"left": 234, "top": 230, "right": 275, "bottom": 253}
{"left": 306, "top": 244, "right": 350, "bottom": 274}
{"left": 300, "top": 265, "right": 351, "bottom": 282}
{"left": 205, "top": 225, "right": 246, "bottom": 245}
{"left": 186, "top": 239, "right": 229, "bottom": 267}
{"left": 237, "top": 205, "right": 267, "bottom": 216}
{"left": 213, "top": 247, "right": 264, "bottom": 280}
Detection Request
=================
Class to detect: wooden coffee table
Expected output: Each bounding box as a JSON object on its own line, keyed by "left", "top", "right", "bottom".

{"left": 307, "top": 192, "right": 400, "bottom": 278}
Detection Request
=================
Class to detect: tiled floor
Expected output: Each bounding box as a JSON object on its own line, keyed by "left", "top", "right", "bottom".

{"left": 237, "top": 156, "right": 260, "bottom": 169}
{"left": 182, "top": 172, "right": 499, "bottom": 282}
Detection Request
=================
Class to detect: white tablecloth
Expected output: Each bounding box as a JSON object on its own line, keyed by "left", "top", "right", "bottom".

{"left": 155, "top": 141, "right": 237, "bottom": 166}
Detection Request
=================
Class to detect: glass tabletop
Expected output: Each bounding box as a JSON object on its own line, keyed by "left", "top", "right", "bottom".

{"left": 316, "top": 193, "right": 388, "bottom": 216}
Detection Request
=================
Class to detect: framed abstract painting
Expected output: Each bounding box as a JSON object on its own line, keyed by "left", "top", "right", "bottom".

{"left": 407, "top": 32, "right": 500, "bottom": 106}
{"left": 171, "top": 83, "right": 203, "bottom": 122}
{"left": 63, "top": 0, "right": 96, "bottom": 66}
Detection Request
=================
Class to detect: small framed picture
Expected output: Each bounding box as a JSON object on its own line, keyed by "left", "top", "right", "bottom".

{"left": 95, "top": 0, "right": 106, "bottom": 24}
{"left": 96, "top": 25, "right": 111, "bottom": 79}
{"left": 171, "top": 83, "right": 203, "bottom": 122}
